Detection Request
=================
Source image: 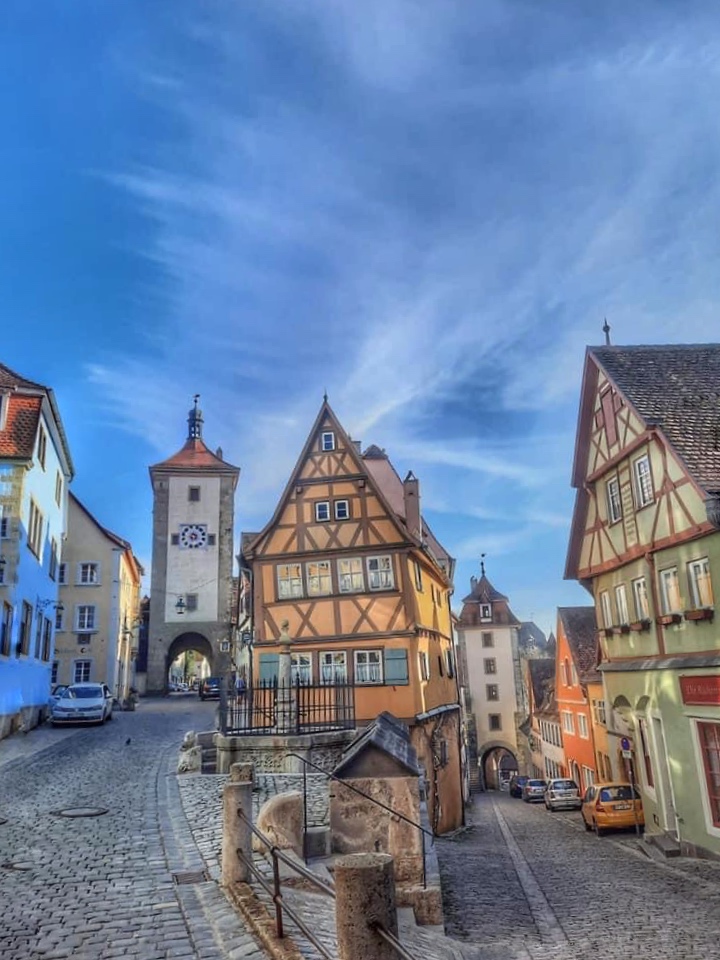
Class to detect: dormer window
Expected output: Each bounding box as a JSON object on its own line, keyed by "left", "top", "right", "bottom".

{"left": 0, "top": 393, "right": 8, "bottom": 431}
{"left": 480, "top": 603, "right": 492, "bottom": 621}
{"left": 321, "top": 431, "right": 335, "bottom": 451}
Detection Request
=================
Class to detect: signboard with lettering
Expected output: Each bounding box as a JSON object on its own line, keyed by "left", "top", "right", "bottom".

{"left": 680, "top": 675, "right": 720, "bottom": 706}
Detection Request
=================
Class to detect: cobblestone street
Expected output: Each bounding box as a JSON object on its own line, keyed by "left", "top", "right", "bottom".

{"left": 438, "top": 792, "right": 720, "bottom": 960}
{"left": 0, "top": 698, "right": 266, "bottom": 960}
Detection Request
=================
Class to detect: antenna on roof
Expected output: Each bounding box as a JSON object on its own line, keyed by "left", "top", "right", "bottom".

{"left": 480, "top": 553, "right": 486, "bottom": 577}
{"left": 602, "top": 318, "right": 611, "bottom": 346}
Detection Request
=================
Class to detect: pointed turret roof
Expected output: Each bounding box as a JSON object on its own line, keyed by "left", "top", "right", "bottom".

{"left": 461, "top": 573, "right": 508, "bottom": 605}
{"left": 149, "top": 397, "right": 239, "bottom": 483}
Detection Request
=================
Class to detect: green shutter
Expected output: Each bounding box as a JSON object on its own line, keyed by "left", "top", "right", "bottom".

{"left": 259, "top": 654, "right": 279, "bottom": 683}
{"left": 384, "top": 648, "right": 408, "bottom": 685}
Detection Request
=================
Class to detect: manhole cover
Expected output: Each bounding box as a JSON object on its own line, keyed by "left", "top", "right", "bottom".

{"left": 51, "top": 807, "right": 109, "bottom": 819}
{"left": 172, "top": 869, "right": 209, "bottom": 885}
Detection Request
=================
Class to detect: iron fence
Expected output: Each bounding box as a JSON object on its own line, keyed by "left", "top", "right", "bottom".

{"left": 220, "top": 678, "right": 355, "bottom": 736}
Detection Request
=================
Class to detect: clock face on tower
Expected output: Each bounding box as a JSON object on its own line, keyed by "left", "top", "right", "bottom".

{"left": 179, "top": 524, "right": 208, "bottom": 549}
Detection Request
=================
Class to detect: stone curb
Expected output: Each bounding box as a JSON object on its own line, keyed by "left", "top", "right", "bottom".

{"left": 225, "top": 883, "right": 305, "bottom": 960}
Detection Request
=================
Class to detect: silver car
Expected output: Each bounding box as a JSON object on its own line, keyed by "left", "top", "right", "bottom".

{"left": 51, "top": 683, "right": 114, "bottom": 725}
{"left": 545, "top": 778, "right": 582, "bottom": 811}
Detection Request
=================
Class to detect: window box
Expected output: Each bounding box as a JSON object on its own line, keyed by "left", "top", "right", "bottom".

{"left": 657, "top": 613, "right": 682, "bottom": 626}
{"left": 603, "top": 627, "right": 614, "bottom": 639}
{"left": 684, "top": 607, "right": 715, "bottom": 623}
{"left": 618, "top": 624, "right": 631, "bottom": 635}
{"left": 629, "top": 619, "right": 652, "bottom": 633}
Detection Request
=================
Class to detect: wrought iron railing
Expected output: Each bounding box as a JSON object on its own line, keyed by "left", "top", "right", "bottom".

{"left": 220, "top": 679, "right": 355, "bottom": 737}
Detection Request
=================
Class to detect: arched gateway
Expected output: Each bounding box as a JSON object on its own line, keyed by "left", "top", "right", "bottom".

{"left": 480, "top": 740, "right": 518, "bottom": 790}
{"left": 144, "top": 400, "right": 240, "bottom": 694}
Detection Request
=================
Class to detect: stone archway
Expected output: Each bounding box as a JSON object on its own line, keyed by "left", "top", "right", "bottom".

{"left": 165, "top": 632, "right": 214, "bottom": 692}
{"left": 479, "top": 740, "right": 518, "bottom": 790}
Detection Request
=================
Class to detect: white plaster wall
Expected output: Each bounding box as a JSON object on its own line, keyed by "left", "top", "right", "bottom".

{"left": 463, "top": 623, "right": 519, "bottom": 751}
{"left": 165, "top": 476, "right": 220, "bottom": 622}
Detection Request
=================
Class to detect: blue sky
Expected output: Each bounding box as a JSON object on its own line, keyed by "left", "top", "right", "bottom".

{"left": 4, "top": 1, "right": 720, "bottom": 636}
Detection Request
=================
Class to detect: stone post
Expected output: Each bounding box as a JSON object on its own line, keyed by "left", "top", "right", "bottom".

{"left": 335, "top": 853, "right": 398, "bottom": 960}
{"left": 221, "top": 779, "right": 253, "bottom": 886}
{"left": 276, "top": 619, "right": 296, "bottom": 734}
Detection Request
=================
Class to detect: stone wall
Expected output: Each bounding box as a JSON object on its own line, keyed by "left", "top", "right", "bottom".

{"left": 214, "top": 728, "right": 355, "bottom": 774}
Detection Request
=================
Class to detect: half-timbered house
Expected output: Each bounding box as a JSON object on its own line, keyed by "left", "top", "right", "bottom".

{"left": 242, "top": 399, "right": 463, "bottom": 832}
{"left": 566, "top": 343, "right": 720, "bottom": 857}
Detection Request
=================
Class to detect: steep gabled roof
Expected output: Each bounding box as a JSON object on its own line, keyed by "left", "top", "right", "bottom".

{"left": 461, "top": 573, "right": 508, "bottom": 605}
{"left": 592, "top": 344, "right": 720, "bottom": 493}
{"left": 150, "top": 401, "right": 239, "bottom": 482}
{"left": 69, "top": 492, "right": 144, "bottom": 581}
{"left": 558, "top": 606, "right": 600, "bottom": 683}
{"left": 528, "top": 658, "right": 555, "bottom": 710}
{"left": 0, "top": 362, "right": 74, "bottom": 476}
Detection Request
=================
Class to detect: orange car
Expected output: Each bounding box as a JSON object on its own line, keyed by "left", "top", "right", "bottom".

{"left": 581, "top": 782, "right": 644, "bottom": 836}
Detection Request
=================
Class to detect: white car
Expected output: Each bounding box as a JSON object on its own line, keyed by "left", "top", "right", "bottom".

{"left": 51, "top": 683, "right": 114, "bottom": 725}
{"left": 544, "top": 777, "right": 582, "bottom": 811}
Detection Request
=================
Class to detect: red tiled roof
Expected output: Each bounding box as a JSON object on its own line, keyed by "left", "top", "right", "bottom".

{"left": 0, "top": 394, "right": 42, "bottom": 459}
{"left": 0, "top": 363, "right": 45, "bottom": 392}
{"left": 559, "top": 606, "right": 600, "bottom": 683}
{"left": 150, "top": 438, "right": 237, "bottom": 473}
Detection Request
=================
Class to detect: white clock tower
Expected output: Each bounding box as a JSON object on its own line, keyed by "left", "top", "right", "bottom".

{"left": 146, "top": 398, "right": 240, "bottom": 693}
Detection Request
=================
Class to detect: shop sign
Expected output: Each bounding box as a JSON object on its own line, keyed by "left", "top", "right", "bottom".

{"left": 680, "top": 675, "right": 720, "bottom": 706}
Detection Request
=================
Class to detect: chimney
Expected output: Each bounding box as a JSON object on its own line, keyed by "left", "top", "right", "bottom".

{"left": 353, "top": 440, "right": 362, "bottom": 452}
{"left": 216, "top": 447, "right": 223, "bottom": 459}
{"left": 403, "top": 471, "right": 421, "bottom": 540}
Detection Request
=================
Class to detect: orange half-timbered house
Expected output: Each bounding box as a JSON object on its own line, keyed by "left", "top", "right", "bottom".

{"left": 566, "top": 343, "right": 720, "bottom": 858}
{"left": 242, "top": 399, "right": 463, "bottom": 832}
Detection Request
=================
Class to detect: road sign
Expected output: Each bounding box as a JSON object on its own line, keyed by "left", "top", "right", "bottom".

{"left": 620, "top": 736, "right": 631, "bottom": 751}
{"left": 622, "top": 749, "right": 632, "bottom": 759}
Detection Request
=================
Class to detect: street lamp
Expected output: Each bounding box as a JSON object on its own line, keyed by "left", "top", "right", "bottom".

{"left": 175, "top": 596, "right": 186, "bottom": 615}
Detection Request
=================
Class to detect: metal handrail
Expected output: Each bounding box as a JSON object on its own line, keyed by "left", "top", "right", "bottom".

{"left": 237, "top": 805, "right": 421, "bottom": 960}
{"left": 287, "top": 751, "right": 432, "bottom": 888}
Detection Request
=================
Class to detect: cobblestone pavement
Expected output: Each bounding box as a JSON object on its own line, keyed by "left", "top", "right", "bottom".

{"left": 438, "top": 792, "right": 720, "bottom": 960}
{"left": 0, "top": 698, "right": 267, "bottom": 960}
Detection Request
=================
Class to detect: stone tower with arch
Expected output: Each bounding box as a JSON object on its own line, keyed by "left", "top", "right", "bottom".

{"left": 146, "top": 399, "right": 240, "bottom": 693}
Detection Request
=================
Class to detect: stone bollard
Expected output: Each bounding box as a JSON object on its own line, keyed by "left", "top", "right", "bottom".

{"left": 221, "top": 780, "right": 253, "bottom": 887}
{"left": 335, "top": 853, "right": 398, "bottom": 960}
{"left": 229, "top": 762, "right": 255, "bottom": 785}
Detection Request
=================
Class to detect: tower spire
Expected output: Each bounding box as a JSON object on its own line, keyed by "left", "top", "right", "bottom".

{"left": 188, "top": 394, "right": 203, "bottom": 440}
{"left": 480, "top": 553, "right": 486, "bottom": 577}
{"left": 603, "top": 318, "right": 611, "bottom": 346}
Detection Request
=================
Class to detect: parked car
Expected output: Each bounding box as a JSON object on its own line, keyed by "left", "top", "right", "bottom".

{"left": 509, "top": 775, "right": 529, "bottom": 798}
{"left": 581, "top": 782, "right": 644, "bottom": 836}
{"left": 522, "top": 778, "right": 548, "bottom": 802}
{"left": 198, "top": 677, "right": 222, "bottom": 700}
{"left": 544, "top": 778, "right": 582, "bottom": 811}
{"left": 50, "top": 683, "right": 114, "bottom": 725}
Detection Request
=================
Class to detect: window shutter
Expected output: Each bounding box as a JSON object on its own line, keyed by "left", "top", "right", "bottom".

{"left": 259, "top": 654, "right": 279, "bottom": 683}
{"left": 383, "top": 648, "right": 408, "bottom": 685}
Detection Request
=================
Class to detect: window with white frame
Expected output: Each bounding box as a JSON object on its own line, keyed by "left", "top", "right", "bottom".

{"left": 34, "top": 615, "right": 43, "bottom": 659}
{"left": 615, "top": 584, "right": 629, "bottom": 624}
{"left": 49, "top": 538, "right": 58, "bottom": 581}
{"left": 74, "top": 660, "right": 91, "bottom": 683}
{"left": 486, "top": 683, "right": 499, "bottom": 701}
{"left": 58, "top": 563, "right": 67, "bottom": 585}
{"left": 27, "top": 500, "right": 44, "bottom": 559}
{"left": 41, "top": 618, "right": 52, "bottom": 661}
{"left": 55, "top": 607, "right": 64, "bottom": 631}
{"left": 338, "top": 558, "right": 364, "bottom": 593}
{"left": 632, "top": 577, "right": 650, "bottom": 620}
{"left": 688, "top": 557, "right": 713, "bottom": 609}
{"left": 367, "top": 556, "right": 394, "bottom": 590}
{"left": 277, "top": 563, "right": 303, "bottom": 599}
{"left": 0, "top": 516, "right": 9, "bottom": 537}
{"left": 571, "top": 663, "right": 578, "bottom": 686}
{"left": 606, "top": 476, "right": 622, "bottom": 523}
{"left": 315, "top": 501, "right": 330, "bottom": 522}
{"left": 582, "top": 766, "right": 595, "bottom": 789}
{"left": 55, "top": 471, "right": 63, "bottom": 506}
{"left": 37, "top": 426, "right": 47, "bottom": 470}
{"left": 600, "top": 590, "right": 613, "bottom": 628}
{"left": 659, "top": 566, "right": 681, "bottom": 614}
{"left": 592, "top": 699, "right": 607, "bottom": 725}
{"left": 1, "top": 602, "right": 12, "bottom": 657}
{"left": 291, "top": 653, "right": 312, "bottom": 685}
{"left": 419, "top": 651, "right": 430, "bottom": 681}
{"left": 480, "top": 603, "right": 492, "bottom": 621}
{"left": 633, "top": 454, "right": 654, "bottom": 507}
{"left": 321, "top": 431, "right": 335, "bottom": 451}
{"left": 334, "top": 500, "right": 350, "bottom": 520}
{"left": 306, "top": 560, "right": 332, "bottom": 596}
{"left": 76, "top": 605, "right": 96, "bottom": 632}
{"left": 578, "top": 714, "right": 589, "bottom": 738}
{"left": 320, "top": 651, "right": 347, "bottom": 684}
{"left": 561, "top": 659, "right": 570, "bottom": 686}
{"left": 51, "top": 661, "right": 59, "bottom": 684}
{"left": 562, "top": 711, "right": 575, "bottom": 735}
{"left": 77, "top": 562, "right": 100, "bottom": 585}
{"left": 354, "top": 650, "right": 382, "bottom": 684}
{"left": 414, "top": 560, "right": 423, "bottom": 591}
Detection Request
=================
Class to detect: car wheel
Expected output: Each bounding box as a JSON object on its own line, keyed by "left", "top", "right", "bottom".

{"left": 594, "top": 820, "right": 605, "bottom": 838}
